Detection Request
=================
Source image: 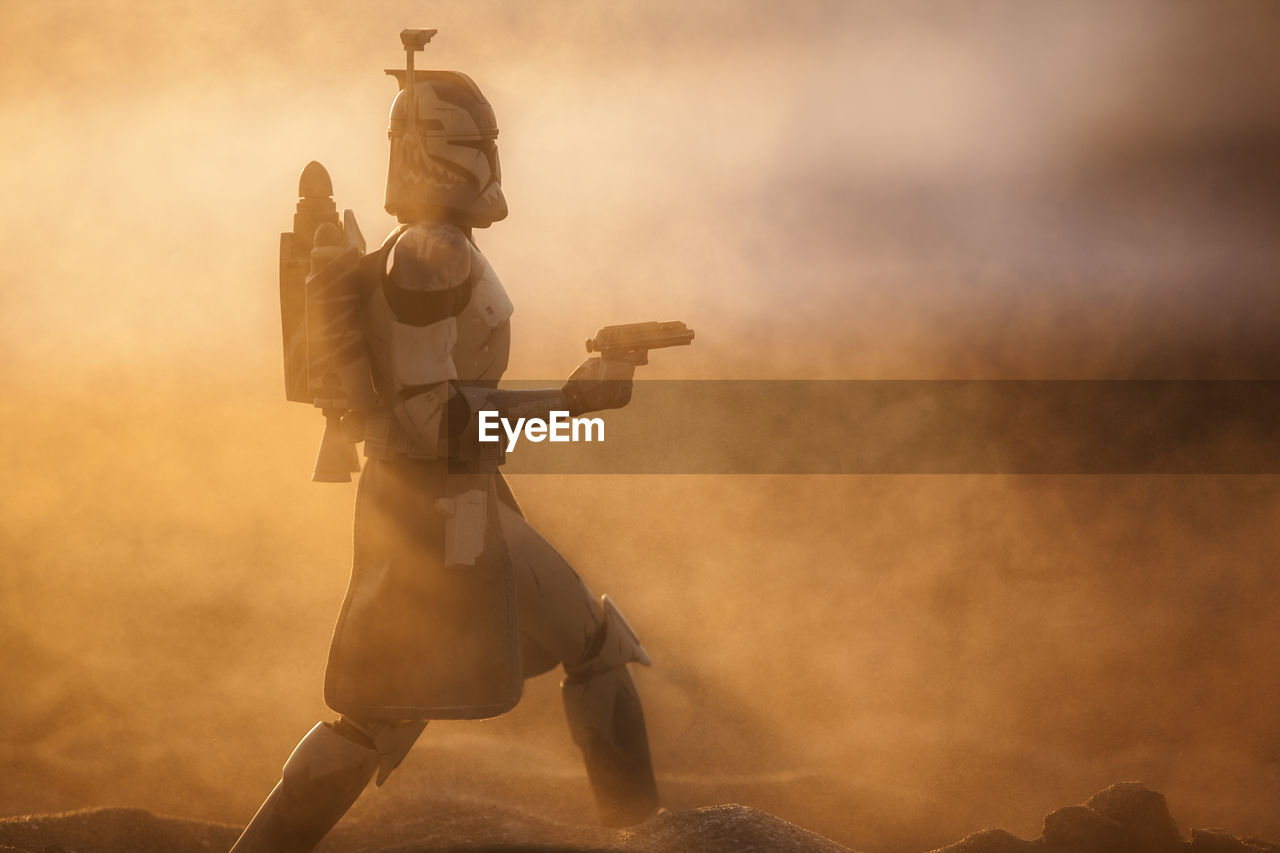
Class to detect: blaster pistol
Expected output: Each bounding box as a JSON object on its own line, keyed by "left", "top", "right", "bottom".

{"left": 585, "top": 321, "right": 695, "bottom": 364}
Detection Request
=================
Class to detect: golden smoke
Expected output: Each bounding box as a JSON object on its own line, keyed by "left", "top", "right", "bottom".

{"left": 2, "top": 2, "right": 1279, "bottom": 850}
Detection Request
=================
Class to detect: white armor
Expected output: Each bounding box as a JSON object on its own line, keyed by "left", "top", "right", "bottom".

{"left": 230, "top": 29, "right": 659, "bottom": 853}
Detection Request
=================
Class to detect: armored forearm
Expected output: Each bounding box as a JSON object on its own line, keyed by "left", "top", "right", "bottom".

{"left": 453, "top": 386, "right": 567, "bottom": 425}
{"left": 450, "top": 351, "right": 638, "bottom": 432}
{"left": 373, "top": 383, "right": 555, "bottom": 463}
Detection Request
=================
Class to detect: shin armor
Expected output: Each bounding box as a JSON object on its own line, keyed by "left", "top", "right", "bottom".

{"left": 228, "top": 717, "right": 425, "bottom": 853}
{"left": 561, "top": 596, "right": 659, "bottom": 826}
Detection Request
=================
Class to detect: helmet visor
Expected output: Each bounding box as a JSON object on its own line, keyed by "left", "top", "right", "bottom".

{"left": 447, "top": 137, "right": 501, "bottom": 185}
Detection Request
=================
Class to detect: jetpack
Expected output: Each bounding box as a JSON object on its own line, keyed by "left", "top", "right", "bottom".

{"left": 279, "top": 161, "right": 379, "bottom": 482}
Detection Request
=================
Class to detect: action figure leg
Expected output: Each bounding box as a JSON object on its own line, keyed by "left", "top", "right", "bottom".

{"left": 500, "top": 502, "right": 660, "bottom": 827}
{"left": 228, "top": 717, "right": 427, "bottom": 853}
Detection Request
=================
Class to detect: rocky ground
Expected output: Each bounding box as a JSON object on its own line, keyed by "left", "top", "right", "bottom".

{"left": 928, "top": 784, "right": 1280, "bottom": 853}
{"left": 0, "top": 783, "right": 1273, "bottom": 853}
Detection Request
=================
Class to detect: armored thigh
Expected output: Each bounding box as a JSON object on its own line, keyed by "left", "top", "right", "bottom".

{"left": 499, "top": 501, "right": 602, "bottom": 674}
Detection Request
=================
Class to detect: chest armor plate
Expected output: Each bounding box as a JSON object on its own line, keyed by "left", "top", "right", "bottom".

{"left": 453, "top": 246, "right": 513, "bottom": 384}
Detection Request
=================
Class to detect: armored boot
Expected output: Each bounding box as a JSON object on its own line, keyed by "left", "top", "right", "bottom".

{"left": 229, "top": 718, "right": 426, "bottom": 853}
{"left": 562, "top": 596, "right": 660, "bottom": 827}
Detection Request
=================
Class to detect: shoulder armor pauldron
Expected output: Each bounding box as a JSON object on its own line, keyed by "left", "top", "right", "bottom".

{"left": 382, "top": 222, "right": 478, "bottom": 327}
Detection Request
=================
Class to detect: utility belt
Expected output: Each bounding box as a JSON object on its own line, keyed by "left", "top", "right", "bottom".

{"left": 361, "top": 408, "right": 505, "bottom": 473}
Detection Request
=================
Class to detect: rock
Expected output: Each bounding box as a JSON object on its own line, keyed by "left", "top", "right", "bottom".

{"left": 1191, "top": 828, "right": 1280, "bottom": 853}
{"left": 623, "top": 803, "right": 852, "bottom": 853}
{"left": 1042, "top": 805, "right": 1124, "bottom": 853}
{"left": 1084, "top": 782, "right": 1183, "bottom": 853}
{"left": 927, "top": 827, "right": 1040, "bottom": 853}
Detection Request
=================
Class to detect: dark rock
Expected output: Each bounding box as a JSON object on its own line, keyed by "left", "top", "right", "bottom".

{"left": 1042, "top": 805, "right": 1124, "bottom": 853}
{"left": 1191, "top": 828, "right": 1279, "bottom": 853}
{"left": 1084, "top": 782, "right": 1183, "bottom": 853}
{"left": 623, "top": 803, "right": 852, "bottom": 853}
{"left": 927, "top": 827, "right": 1040, "bottom": 853}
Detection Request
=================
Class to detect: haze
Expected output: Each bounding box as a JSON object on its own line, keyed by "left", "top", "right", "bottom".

{"left": 1, "top": 3, "right": 1278, "bottom": 851}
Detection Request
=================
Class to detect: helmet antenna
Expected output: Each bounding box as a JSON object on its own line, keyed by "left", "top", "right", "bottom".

{"left": 399, "top": 29, "right": 437, "bottom": 130}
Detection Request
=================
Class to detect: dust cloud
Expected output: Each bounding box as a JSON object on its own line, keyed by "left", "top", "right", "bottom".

{"left": 1, "top": 2, "right": 1279, "bottom": 852}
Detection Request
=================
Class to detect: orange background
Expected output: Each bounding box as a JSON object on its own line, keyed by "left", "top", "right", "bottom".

{"left": 2, "top": 3, "right": 1279, "bottom": 850}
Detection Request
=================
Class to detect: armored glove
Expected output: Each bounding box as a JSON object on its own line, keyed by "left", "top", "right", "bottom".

{"left": 561, "top": 357, "right": 635, "bottom": 416}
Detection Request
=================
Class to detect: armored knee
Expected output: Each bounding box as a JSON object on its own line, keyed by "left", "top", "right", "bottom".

{"left": 228, "top": 717, "right": 427, "bottom": 853}
{"left": 332, "top": 716, "right": 428, "bottom": 786}
{"left": 564, "top": 594, "right": 651, "bottom": 680}
{"left": 230, "top": 722, "right": 379, "bottom": 853}
{"left": 280, "top": 721, "right": 379, "bottom": 798}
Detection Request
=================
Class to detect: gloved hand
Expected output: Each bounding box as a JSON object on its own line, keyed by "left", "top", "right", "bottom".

{"left": 561, "top": 356, "right": 636, "bottom": 416}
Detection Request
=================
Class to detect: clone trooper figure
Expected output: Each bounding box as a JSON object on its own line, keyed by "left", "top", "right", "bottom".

{"left": 230, "top": 33, "right": 659, "bottom": 853}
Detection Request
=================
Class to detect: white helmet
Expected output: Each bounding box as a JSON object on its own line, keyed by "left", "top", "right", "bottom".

{"left": 384, "top": 68, "right": 507, "bottom": 227}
